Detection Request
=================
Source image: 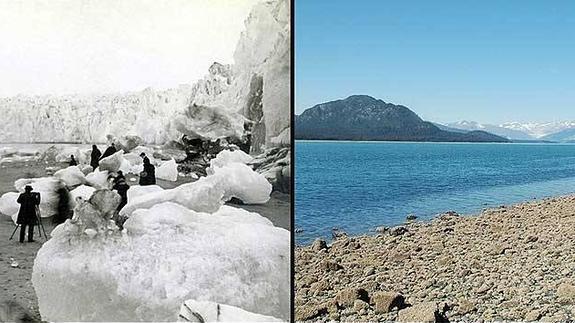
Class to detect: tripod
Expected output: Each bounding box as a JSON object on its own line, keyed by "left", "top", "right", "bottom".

{"left": 9, "top": 206, "right": 49, "bottom": 241}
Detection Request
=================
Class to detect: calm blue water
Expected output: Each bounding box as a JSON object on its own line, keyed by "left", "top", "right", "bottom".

{"left": 295, "top": 141, "right": 575, "bottom": 245}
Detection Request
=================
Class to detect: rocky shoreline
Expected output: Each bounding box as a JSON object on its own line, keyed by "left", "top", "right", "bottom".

{"left": 296, "top": 194, "right": 575, "bottom": 322}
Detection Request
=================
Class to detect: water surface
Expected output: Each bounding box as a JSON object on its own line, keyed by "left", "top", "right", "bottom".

{"left": 296, "top": 141, "right": 575, "bottom": 245}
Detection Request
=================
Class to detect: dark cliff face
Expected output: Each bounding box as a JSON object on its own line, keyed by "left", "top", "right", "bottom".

{"left": 295, "top": 95, "right": 509, "bottom": 142}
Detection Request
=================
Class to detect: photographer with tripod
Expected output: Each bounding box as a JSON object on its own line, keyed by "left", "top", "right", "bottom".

{"left": 16, "top": 185, "right": 41, "bottom": 243}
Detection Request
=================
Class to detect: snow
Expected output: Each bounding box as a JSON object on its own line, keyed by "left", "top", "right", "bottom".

{"left": 33, "top": 201, "right": 290, "bottom": 321}
{"left": 14, "top": 177, "right": 64, "bottom": 217}
{"left": 53, "top": 166, "right": 86, "bottom": 188}
{"left": 501, "top": 121, "right": 575, "bottom": 138}
{"left": 0, "top": 192, "right": 19, "bottom": 216}
{"left": 70, "top": 185, "right": 96, "bottom": 201}
{"left": 126, "top": 185, "right": 164, "bottom": 201}
{"left": 98, "top": 150, "right": 125, "bottom": 172}
{"left": 178, "top": 300, "right": 284, "bottom": 322}
{"left": 156, "top": 159, "right": 178, "bottom": 182}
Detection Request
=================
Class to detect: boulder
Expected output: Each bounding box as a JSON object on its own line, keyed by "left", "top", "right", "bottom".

{"left": 389, "top": 226, "right": 408, "bottom": 236}
{"left": 335, "top": 288, "right": 369, "bottom": 308}
{"left": 372, "top": 292, "right": 406, "bottom": 314}
{"left": 557, "top": 283, "right": 575, "bottom": 304}
{"left": 311, "top": 238, "right": 327, "bottom": 251}
{"left": 397, "top": 302, "right": 447, "bottom": 322}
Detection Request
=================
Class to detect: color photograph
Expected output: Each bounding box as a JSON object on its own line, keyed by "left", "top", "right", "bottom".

{"left": 295, "top": 1, "right": 575, "bottom": 322}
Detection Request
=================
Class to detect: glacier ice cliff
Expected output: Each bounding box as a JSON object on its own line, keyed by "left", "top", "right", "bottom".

{"left": 0, "top": 0, "right": 290, "bottom": 156}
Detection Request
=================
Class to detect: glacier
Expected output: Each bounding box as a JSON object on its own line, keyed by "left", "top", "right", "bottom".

{"left": 0, "top": 0, "right": 290, "bottom": 158}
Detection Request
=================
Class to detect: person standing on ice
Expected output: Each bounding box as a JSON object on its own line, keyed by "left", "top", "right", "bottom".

{"left": 139, "top": 153, "right": 156, "bottom": 186}
{"left": 100, "top": 143, "right": 116, "bottom": 160}
{"left": 16, "top": 186, "right": 40, "bottom": 243}
{"left": 112, "top": 174, "right": 130, "bottom": 210}
{"left": 69, "top": 155, "right": 77, "bottom": 166}
{"left": 90, "top": 145, "right": 101, "bottom": 170}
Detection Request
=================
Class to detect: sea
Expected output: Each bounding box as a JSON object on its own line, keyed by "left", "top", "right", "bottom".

{"left": 295, "top": 140, "right": 575, "bottom": 245}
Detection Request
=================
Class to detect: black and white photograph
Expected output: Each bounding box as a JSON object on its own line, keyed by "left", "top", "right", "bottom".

{"left": 0, "top": 0, "right": 291, "bottom": 321}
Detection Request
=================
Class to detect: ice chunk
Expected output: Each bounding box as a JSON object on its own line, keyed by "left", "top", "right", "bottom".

{"left": 118, "top": 157, "right": 132, "bottom": 174}
{"left": 120, "top": 176, "right": 225, "bottom": 216}
{"left": 121, "top": 161, "right": 270, "bottom": 217}
{"left": 156, "top": 159, "right": 178, "bottom": 182}
{"left": 122, "top": 152, "right": 143, "bottom": 166}
{"left": 98, "top": 150, "right": 124, "bottom": 172}
{"left": 85, "top": 169, "right": 111, "bottom": 189}
{"left": 126, "top": 185, "right": 164, "bottom": 201}
{"left": 212, "top": 163, "right": 272, "bottom": 204}
{"left": 78, "top": 164, "right": 94, "bottom": 175}
{"left": 208, "top": 149, "right": 254, "bottom": 171}
{"left": 178, "top": 300, "right": 284, "bottom": 322}
{"left": 14, "top": 177, "right": 64, "bottom": 217}
{"left": 53, "top": 166, "right": 86, "bottom": 188}
{"left": 33, "top": 201, "right": 290, "bottom": 321}
{"left": 70, "top": 185, "right": 96, "bottom": 201}
{"left": 0, "top": 146, "right": 17, "bottom": 158}
{"left": 0, "top": 192, "right": 19, "bottom": 216}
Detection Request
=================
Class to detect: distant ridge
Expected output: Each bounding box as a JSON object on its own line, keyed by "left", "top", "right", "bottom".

{"left": 295, "top": 95, "right": 509, "bottom": 143}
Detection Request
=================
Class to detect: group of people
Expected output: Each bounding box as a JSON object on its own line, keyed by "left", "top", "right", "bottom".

{"left": 68, "top": 143, "right": 156, "bottom": 187}
{"left": 16, "top": 144, "right": 158, "bottom": 243}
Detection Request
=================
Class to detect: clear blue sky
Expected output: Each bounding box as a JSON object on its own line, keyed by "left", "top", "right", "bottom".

{"left": 296, "top": 0, "right": 575, "bottom": 124}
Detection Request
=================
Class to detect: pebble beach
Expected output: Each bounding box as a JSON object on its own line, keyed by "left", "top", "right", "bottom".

{"left": 296, "top": 194, "right": 575, "bottom": 322}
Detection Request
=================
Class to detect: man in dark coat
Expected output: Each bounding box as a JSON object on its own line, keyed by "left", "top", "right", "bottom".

{"left": 16, "top": 186, "right": 40, "bottom": 243}
{"left": 90, "top": 145, "right": 101, "bottom": 170}
{"left": 69, "top": 155, "right": 77, "bottom": 166}
{"left": 100, "top": 143, "right": 116, "bottom": 160}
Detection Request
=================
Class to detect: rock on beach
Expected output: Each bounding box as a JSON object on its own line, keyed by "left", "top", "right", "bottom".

{"left": 295, "top": 194, "right": 575, "bottom": 322}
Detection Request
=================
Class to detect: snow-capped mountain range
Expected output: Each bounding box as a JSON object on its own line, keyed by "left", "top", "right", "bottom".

{"left": 444, "top": 120, "right": 575, "bottom": 141}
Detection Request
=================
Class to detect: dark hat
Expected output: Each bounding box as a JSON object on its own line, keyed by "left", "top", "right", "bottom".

{"left": 24, "top": 185, "right": 33, "bottom": 191}
{"left": 140, "top": 152, "right": 146, "bottom": 157}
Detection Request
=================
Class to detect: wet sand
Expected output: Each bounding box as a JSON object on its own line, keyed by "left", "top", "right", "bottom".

{"left": 0, "top": 159, "right": 290, "bottom": 319}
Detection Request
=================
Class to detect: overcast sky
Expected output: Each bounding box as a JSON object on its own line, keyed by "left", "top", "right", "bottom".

{"left": 0, "top": 0, "right": 258, "bottom": 97}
